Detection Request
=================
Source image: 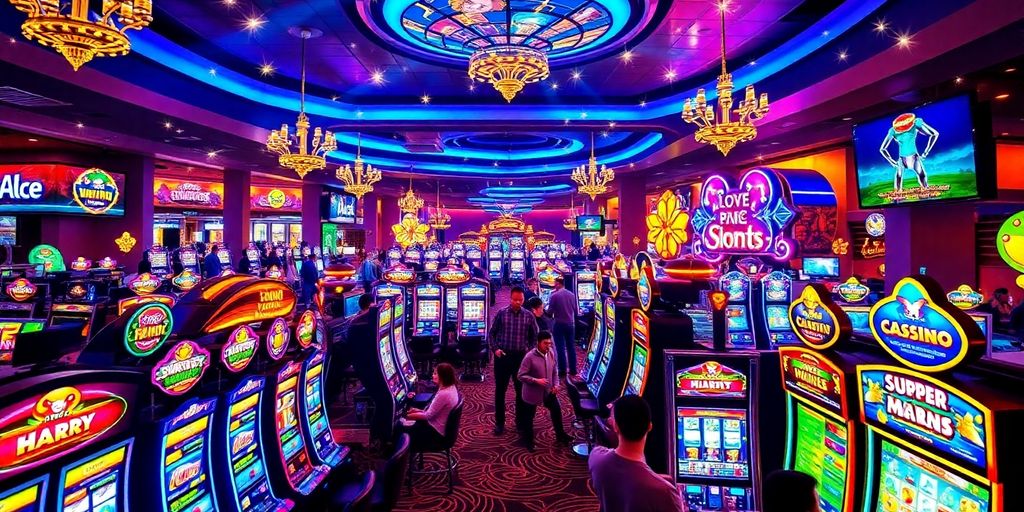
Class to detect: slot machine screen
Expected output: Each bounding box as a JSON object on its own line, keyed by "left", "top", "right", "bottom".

{"left": 488, "top": 260, "right": 501, "bottom": 273}
{"left": 377, "top": 335, "right": 406, "bottom": 401}
{"left": 225, "top": 377, "right": 277, "bottom": 512}
{"left": 540, "top": 288, "right": 552, "bottom": 307}
{"left": 161, "top": 399, "right": 216, "bottom": 512}
{"left": 725, "top": 306, "right": 749, "bottom": 331}
{"left": 391, "top": 307, "right": 415, "bottom": 386}
{"left": 417, "top": 299, "right": 440, "bottom": 322}
{"left": 792, "top": 403, "right": 849, "bottom": 512}
{"left": 582, "top": 296, "right": 604, "bottom": 377}
{"left": 218, "top": 249, "right": 231, "bottom": 265}
{"left": 1, "top": 477, "right": 47, "bottom": 511}
{"left": 246, "top": 249, "right": 260, "bottom": 262}
{"left": 276, "top": 368, "right": 317, "bottom": 488}
{"left": 845, "top": 307, "right": 871, "bottom": 338}
{"left": 446, "top": 288, "right": 459, "bottom": 322}
{"left": 625, "top": 345, "right": 648, "bottom": 396}
{"left": 676, "top": 408, "right": 750, "bottom": 480}
{"left": 180, "top": 251, "right": 197, "bottom": 267}
{"left": 875, "top": 440, "right": 990, "bottom": 512}
{"left": 765, "top": 305, "right": 791, "bottom": 331}
{"left": 149, "top": 251, "right": 168, "bottom": 269}
{"left": 57, "top": 440, "right": 130, "bottom": 512}
{"left": 589, "top": 302, "right": 616, "bottom": 395}
{"left": 344, "top": 294, "right": 362, "bottom": 319}
{"left": 510, "top": 260, "right": 524, "bottom": 273}
{"left": 304, "top": 353, "right": 342, "bottom": 465}
{"left": 577, "top": 282, "right": 596, "bottom": 313}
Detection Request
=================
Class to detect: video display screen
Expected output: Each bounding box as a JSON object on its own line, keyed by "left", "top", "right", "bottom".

{"left": 462, "top": 300, "right": 485, "bottom": 321}
{"left": 276, "top": 371, "right": 316, "bottom": 488}
{"left": 803, "top": 257, "right": 840, "bottom": 278}
{"left": 793, "top": 404, "right": 849, "bottom": 512}
{"left": 854, "top": 95, "right": 984, "bottom": 208}
{"left": 676, "top": 408, "right": 750, "bottom": 480}
{"left": 217, "top": 250, "right": 231, "bottom": 265}
{"left": 0, "top": 165, "right": 126, "bottom": 216}
{"left": 488, "top": 261, "right": 501, "bottom": 272}
{"left": 578, "top": 282, "right": 596, "bottom": 302}
{"left": 418, "top": 300, "right": 440, "bottom": 322}
{"left": 304, "top": 354, "right": 342, "bottom": 465}
{"left": 58, "top": 441, "right": 129, "bottom": 512}
{"left": 876, "top": 440, "right": 990, "bottom": 512}
{"left": 726, "top": 306, "right": 750, "bottom": 331}
{"left": 446, "top": 288, "right": 458, "bottom": 321}
{"left": 582, "top": 299, "right": 604, "bottom": 377}
{"left": 625, "top": 345, "right": 648, "bottom": 396}
{"left": 226, "top": 378, "right": 277, "bottom": 512}
{"left": 344, "top": 294, "right": 361, "bottom": 319}
{"left": 682, "top": 485, "right": 753, "bottom": 512}
{"left": 377, "top": 335, "right": 405, "bottom": 402}
{"left": 162, "top": 399, "right": 216, "bottom": 512}
{"left": 246, "top": 249, "right": 260, "bottom": 262}
{"left": 510, "top": 261, "right": 524, "bottom": 273}
{"left": 0, "top": 476, "right": 46, "bottom": 512}
{"left": 589, "top": 304, "right": 616, "bottom": 396}
{"left": 149, "top": 251, "right": 169, "bottom": 269}
{"left": 765, "top": 305, "right": 792, "bottom": 331}
{"left": 845, "top": 307, "right": 871, "bottom": 338}
{"left": 180, "top": 251, "right": 197, "bottom": 267}
{"left": 684, "top": 308, "right": 714, "bottom": 344}
{"left": 0, "top": 216, "right": 15, "bottom": 246}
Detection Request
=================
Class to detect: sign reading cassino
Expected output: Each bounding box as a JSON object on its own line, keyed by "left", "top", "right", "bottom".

{"left": 868, "top": 276, "right": 984, "bottom": 372}
{"left": 691, "top": 168, "right": 798, "bottom": 262}
{"left": 0, "top": 164, "right": 125, "bottom": 216}
{"left": 788, "top": 284, "right": 851, "bottom": 350}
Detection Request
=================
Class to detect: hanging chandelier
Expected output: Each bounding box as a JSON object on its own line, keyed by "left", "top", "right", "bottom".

{"left": 681, "top": 1, "right": 769, "bottom": 156}
{"left": 266, "top": 28, "right": 337, "bottom": 179}
{"left": 9, "top": 0, "right": 153, "bottom": 71}
{"left": 563, "top": 195, "right": 578, "bottom": 230}
{"left": 572, "top": 133, "right": 615, "bottom": 201}
{"left": 468, "top": 45, "right": 549, "bottom": 103}
{"left": 428, "top": 181, "right": 451, "bottom": 230}
{"left": 336, "top": 133, "right": 382, "bottom": 200}
{"left": 398, "top": 178, "right": 424, "bottom": 214}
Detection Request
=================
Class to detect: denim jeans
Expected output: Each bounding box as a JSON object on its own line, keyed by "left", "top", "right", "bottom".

{"left": 552, "top": 322, "right": 577, "bottom": 375}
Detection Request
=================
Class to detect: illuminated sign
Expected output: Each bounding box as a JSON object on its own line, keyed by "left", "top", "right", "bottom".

{"left": 127, "top": 272, "right": 161, "bottom": 295}
{"left": 674, "top": 361, "right": 748, "bottom": 398}
{"left": 5, "top": 278, "right": 36, "bottom": 302}
{"left": 27, "top": 244, "right": 65, "bottom": 272}
{"left": 265, "top": 265, "right": 283, "bottom": 280}
{"left": 221, "top": 325, "right": 258, "bottom": 372}
{"left": 296, "top": 310, "right": 316, "bottom": 348}
{"left": 152, "top": 340, "right": 210, "bottom": 395}
{"left": 946, "top": 285, "right": 983, "bottom": 310}
{"left": 124, "top": 302, "right": 173, "bottom": 357}
{"left": 607, "top": 274, "right": 619, "bottom": 298}
{"left": 72, "top": 168, "right": 120, "bottom": 215}
{"left": 154, "top": 179, "right": 223, "bottom": 209}
{"left": 172, "top": 269, "right": 201, "bottom": 291}
{"left": 251, "top": 186, "right": 302, "bottom": 212}
{"left": 67, "top": 283, "right": 87, "bottom": 300}
{"left": 780, "top": 347, "right": 846, "bottom": 416}
{"left": 836, "top": 277, "right": 870, "bottom": 303}
{"left": 99, "top": 257, "right": 117, "bottom": 269}
{"left": 0, "top": 165, "right": 125, "bottom": 216}
{"left": 201, "top": 280, "right": 297, "bottom": 333}
{"left": 383, "top": 265, "right": 416, "bottom": 285}
{"left": 0, "top": 385, "right": 128, "bottom": 476}
{"left": 117, "top": 294, "right": 175, "bottom": 316}
{"left": 691, "top": 168, "right": 797, "bottom": 262}
{"left": 435, "top": 266, "right": 471, "bottom": 284}
{"left": 859, "top": 365, "right": 990, "bottom": 470}
{"left": 266, "top": 318, "right": 290, "bottom": 360}
{"left": 636, "top": 261, "right": 657, "bottom": 312}
{"left": 70, "top": 257, "right": 91, "bottom": 271}
{"left": 865, "top": 213, "right": 886, "bottom": 237}
{"left": 869, "top": 276, "right": 984, "bottom": 372}
{"left": 325, "top": 192, "right": 357, "bottom": 223}
{"left": 860, "top": 237, "right": 885, "bottom": 259}
{"left": 538, "top": 267, "right": 559, "bottom": 287}
{"left": 0, "top": 321, "right": 44, "bottom": 362}
{"left": 788, "top": 284, "right": 850, "bottom": 350}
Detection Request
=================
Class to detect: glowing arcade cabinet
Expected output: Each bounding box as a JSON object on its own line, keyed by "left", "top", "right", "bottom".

{"left": 456, "top": 280, "right": 488, "bottom": 357}
{"left": 435, "top": 266, "right": 477, "bottom": 345}
{"left": 348, "top": 298, "right": 408, "bottom": 442}
{"left": 465, "top": 246, "right": 482, "bottom": 270}
{"left": 218, "top": 246, "right": 233, "bottom": 270}
{"left": 374, "top": 264, "right": 416, "bottom": 331}
{"left": 858, "top": 276, "right": 1024, "bottom": 512}
{"left": 148, "top": 245, "right": 173, "bottom": 278}
{"left": 296, "top": 311, "right": 349, "bottom": 469}
{"left": 755, "top": 270, "right": 799, "bottom": 347}
{"left": 720, "top": 271, "right": 755, "bottom": 348}
{"left": 586, "top": 272, "right": 639, "bottom": 407}
{"left": 178, "top": 245, "right": 200, "bottom": 274}
{"left": 487, "top": 244, "right": 503, "bottom": 281}
{"left": 575, "top": 268, "right": 597, "bottom": 315}
{"left": 385, "top": 247, "right": 402, "bottom": 268}
{"left": 509, "top": 248, "right": 526, "bottom": 282}
{"left": 412, "top": 282, "right": 443, "bottom": 346}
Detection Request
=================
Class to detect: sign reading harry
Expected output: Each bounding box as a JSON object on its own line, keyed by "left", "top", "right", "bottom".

{"left": 869, "top": 276, "right": 985, "bottom": 372}
{"left": 788, "top": 283, "right": 851, "bottom": 351}
{"left": 691, "top": 168, "right": 798, "bottom": 262}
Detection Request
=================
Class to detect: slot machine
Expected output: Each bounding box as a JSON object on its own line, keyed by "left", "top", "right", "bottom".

{"left": 347, "top": 298, "right": 408, "bottom": 442}
{"left": 178, "top": 245, "right": 200, "bottom": 274}
{"left": 263, "top": 358, "right": 332, "bottom": 496}
{"left": 575, "top": 269, "right": 597, "bottom": 315}
{"left": 530, "top": 248, "right": 547, "bottom": 276}
{"left": 423, "top": 248, "right": 441, "bottom": 273}
{"left": 719, "top": 271, "right": 755, "bottom": 348}
{"left": 291, "top": 247, "right": 303, "bottom": 276}
{"left": 451, "top": 243, "right": 465, "bottom": 259}
{"left": 755, "top": 270, "right": 799, "bottom": 347}
{"left": 300, "top": 350, "right": 349, "bottom": 468}
{"left": 218, "top": 246, "right": 233, "bottom": 270}
{"left": 487, "top": 246, "right": 503, "bottom": 280}
{"left": 435, "top": 266, "right": 474, "bottom": 343}
{"left": 586, "top": 279, "right": 638, "bottom": 407}
{"left": 456, "top": 281, "right": 488, "bottom": 344}
{"left": 0, "top": 277, "right": 47, "bottom": 319}
{"left": 389, "top": 289, "right": 419, "bottom": 394}
{"left": 857, "top": 275, "right": 1024, "bottom": 512}
{"left": 375, "top": 265, "right": 416, "bottom": 330}
{"left": 386, "top": 247, "right": 403, "bottom": 268}
{"left": 246, "top": 243, "right": 262, "bottom": 275}
{"left": 49, "top": 279, "right": 107, "bottom": 339}
{"left": 509, "top": 249, "right": 525, "bottom": 282}
{"left": 404, "top": 247, "right": 422, "bottom": 267}
{"left": 148, "top": 245, "right": 173, "bottom": 278}
{"left": 576, "top": 292, "right": 606, "bottom": 386}
{"left": 537, "top": 267, "right": 560, "bottom": 307}
{"left": 412, "top": 282, "right": 443, "bottom": 345}
{"left": 465, "top": 246, "right": 482, "bottom": 270}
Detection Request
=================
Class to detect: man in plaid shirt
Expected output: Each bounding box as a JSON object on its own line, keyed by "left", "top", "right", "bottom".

{"left": 488, "top": 286, "right": 539, "bottom": 435}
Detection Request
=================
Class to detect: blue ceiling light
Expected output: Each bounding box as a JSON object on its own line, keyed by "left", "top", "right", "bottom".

{"left": 125, "top": 0, "right": 882, "bottom": 122}
{"left": 333, "top": 132, "right": 585, "bottom": 160}
{"left": 480, "top": 184, "right": 574, "bottom": 195}
{"left": 467, "top": 197, "right": 546, "bottom": 205}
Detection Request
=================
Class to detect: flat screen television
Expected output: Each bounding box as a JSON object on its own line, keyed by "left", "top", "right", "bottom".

{"left": 853, "top": 94, "right": 994, "bottom": 208}
{"left": 802, "top": 257, "right": 840, "bottom": 278}
{"left": 0, "top": 216, "right": 15, "bottom": 245}
{"left": 576, "top": 215, "right": 604, "bottom": 232}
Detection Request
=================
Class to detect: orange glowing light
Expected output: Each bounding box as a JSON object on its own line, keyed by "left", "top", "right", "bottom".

{"left": 202, "top": 280, "right": 297, "bottom": 333}
{"left": 709, "top": 291, "right": 729, "bottom": 311}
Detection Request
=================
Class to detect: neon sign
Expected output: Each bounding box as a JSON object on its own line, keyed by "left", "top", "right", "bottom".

{"left": 72, "top": 168, "right": 120, "bottom": 215}
{"left": 0, "top": 385, "right": 128, "bottom": 476}
{"left": 383, "top": 265, "right": 416, "bottom": 285}
{"left": 201, "top": 280, "right": 296, "bottom": 333}
{"left": 172, "top": 270, "right": 200, "bottom": 292}
{"left": 435, "top": 266, "right": 470, "bottom": 284}
{"left": 5, "top": 279, "right": 36, "bottom": 302}
{"left": 836, "top": 277, "right": 870, "bottom": 303}
{"left": 70, "top": 257, "right": 91, "bottom": 271}
{"left": 865, "top": 212, "right": 886, "bottom": 236}
{"left": 127, "top": 272, "right": 161, "bottom": 295}
{"left": 296, "top": 310, "right": 316, "bottom": 348}
{"left": 780, "top": 347, "right": 846, "bottom": 416}
{"left": 99, "top": 257, "right": 117, "bottom": 269}
{"left": 117, "top": 294, "right": 176, "bottom": 316}
{"left": 869, "top": 276, "right": 984, "bottom": 372}
{"left": 946, "top": 285, "right": 983, "bottom": 310}
{"left": 152, "top": 340, "right": 210, "bottom": 395}
{"left": 691, "top": 168, "right": 798, "bottom": 262}
{"left": 674, "top": 361, "right": 748, "bottom": 398}
{"left": 788, "top": 284, "right": 850, "bottom": 350}
{"left": 221, "top": 325, "right": 258, "bottom": 372}
{"left": 860, "top": 237, "right": 885, "bottom": 259}
{"left": 124, "top": 303, "right": 173, "bottom": 357}
{"left": 859, "top": 365, "right": 990, "bottom": 470}
{"left": 266, "top": 318, "right": 290, "bottom": 360}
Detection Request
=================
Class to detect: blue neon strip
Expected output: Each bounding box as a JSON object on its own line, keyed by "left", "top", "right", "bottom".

{"left": 481, "top": 184, "right": 573, "bottom": 194}
{"left": 127, "top": 0, "right": 883, "bottom": 122}
{"left": 336, "top": 132, "right": 584, "bottom": 160}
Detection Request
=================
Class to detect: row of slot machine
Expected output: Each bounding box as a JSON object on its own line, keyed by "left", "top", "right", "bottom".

{"left": 146, "top": 244, "right": 231, "bottom": 278}
{"left": 0, "top": 275, "right": 350, "bottom": 512}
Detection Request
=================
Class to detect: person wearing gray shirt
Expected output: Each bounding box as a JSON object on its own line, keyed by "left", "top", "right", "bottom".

{"left": 589, "top": 395, "right": 685, "bottom": 512}
{"left": 545, "top": 276, "right": 578, "bottom": 376}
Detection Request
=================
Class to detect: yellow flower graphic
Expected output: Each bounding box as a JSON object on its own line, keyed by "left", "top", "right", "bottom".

{"left": 392, "top": 214, "right": 429, "bottom": 249}
{"left": 646, "top": 190, "right": 690, "bottom": 259}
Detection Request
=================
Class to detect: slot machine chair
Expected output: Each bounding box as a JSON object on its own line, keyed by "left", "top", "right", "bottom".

{"left": 410, "top": 336, "right": 442, "bottom": 380}
{"left": 565, "top": 377, "right": 601, "bottom": 458}
{"left": 407, "top": 398, "right": 464, "bottom": 494}
{"left": 455, "top": 336, "right": 488, "bottom": 382}
{"left": 331, "top": 435, "right": 410, "bottom": 512}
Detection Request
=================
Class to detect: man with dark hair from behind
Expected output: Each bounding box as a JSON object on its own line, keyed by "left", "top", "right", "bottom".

{"left": 357, "top": 293, "right": 373, "bottom": 316}
{"left": 762, "top": 470, "right": 821, "bottom": 512}
{"left": 589, "top": 395, "right": 684, "bottom": 512}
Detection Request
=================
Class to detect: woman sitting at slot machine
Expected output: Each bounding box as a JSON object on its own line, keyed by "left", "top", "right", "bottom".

{"left": 400, "top": 363, "right": 460, "bottom": 450}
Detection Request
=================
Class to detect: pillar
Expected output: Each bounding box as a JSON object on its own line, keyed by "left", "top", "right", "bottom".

{"left": 379, "top": 195, "right": 401, "bottom": 249}
{"left": 301, "top": 182, "right": 322, "bottom": 248}
{"left": 617, "top": 175, "right": 646, "bottom": 255}
{"left": 883, "top": 204, "right": 976, "bottom": 291}
{"left": 223, "top": 169, "right": 251, "bottom": 266}
{"left": 361, "top": 192, "right": 379, "bottom": 252}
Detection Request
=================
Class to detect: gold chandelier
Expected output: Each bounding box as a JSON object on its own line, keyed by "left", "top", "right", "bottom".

{"left": 468, "top": 45, "right": 549, "bottom": 103}
{"left": 398, "top": 178, "right": 424, "bottom": 214}
{"left": 336, "top": 133, "right": 382, "bottom": 200}
{"left": 562, "top": 195, "right": 578, "bottom": 231}
{"left": 428, "top": 181, "right": 451, "bottom": 230}
{"left": 681, "top": 1, "right": 769, "bottom": 156}
{"left": 266, "top": 28, "right": 336, "bottom": 179}
{"left": 10, "top": 0, "right": 153, "bottom": 71}
{"left": 572, "top": 133, "right": 614, "bottom": 201}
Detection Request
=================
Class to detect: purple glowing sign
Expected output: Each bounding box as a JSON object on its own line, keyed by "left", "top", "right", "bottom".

{"left": 691, "top": 168, "right": 798, "bottom": 263}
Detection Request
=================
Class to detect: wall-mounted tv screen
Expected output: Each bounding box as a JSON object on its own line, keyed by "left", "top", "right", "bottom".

{"left": 802, "top": 257, "right": 840, "bottom": 278}
{"left": 0, "top": 164, "right": 126, "bottom": 216}
{"left": 853, "top": 94, "right": 992, "bottom": 208}
{"left": 0, "top": 216, "right": 15, "bottom": 245}
{"left": 576, "top": 215, "right": 604, "bottom": 232}
{"left": 323, "top": 192, "right": 357, "bottom": 224}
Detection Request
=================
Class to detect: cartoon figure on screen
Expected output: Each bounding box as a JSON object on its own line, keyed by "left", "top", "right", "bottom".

{"left": 449, "top": 0, "right": 504, "bottom": 14}
{"left": 879, "top": 113, "right": 939, "bottom": 192}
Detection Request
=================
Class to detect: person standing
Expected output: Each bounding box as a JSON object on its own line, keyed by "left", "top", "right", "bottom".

{"left": 546, "top": 276, "right": 578, "bottom": 377}
{"left": 517, "top": 331, "right": 572, "bottom": 451}
{"left": 203, "top": 244, "right": 223, "bottom": 278}
{"left": 300, "top": 254, "right": 319, "bottom": 308}
{"left": 488, "top": 286, "right": 538, "bottom": 435}
{"left": 589, "top": 395, "right": 685, "bottom": 512}
{"left": 525, "top": 296, "right": 550, "bottom": 333}
{"left": 359, "top": 252, "right": 379, "bottom": 292}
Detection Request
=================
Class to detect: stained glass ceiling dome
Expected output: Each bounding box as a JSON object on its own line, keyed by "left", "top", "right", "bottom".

{"left": 357, "top": 0, "right": 661, "bottom": 67}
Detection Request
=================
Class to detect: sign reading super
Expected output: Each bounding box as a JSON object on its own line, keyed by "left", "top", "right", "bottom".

{"left": 0, "top": 164, "right": 124, "bottom": 216}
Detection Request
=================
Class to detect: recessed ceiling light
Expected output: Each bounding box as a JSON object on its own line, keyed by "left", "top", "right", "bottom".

{"left": 954, "top": 76, "right": 964, "bottom": 85}
{"left": 208, "top": 68, "right": 217, "bottom": 76}
{"left": 370, "top": 70, "right": 385, "bottom": 85}
{"left": 163, "top": 121, "right": 173, "bottom": 129}
{"left": 244, "top": 16, "right": 265, "bottom": 32}
{"left": 842, "top": 117, "right": 853, "bottom": 121}
{"left": 664, "top": 69, "right": 677, "bottom": 81}
{"left": 570, "top": 69, "right": 582, "bottom": 82}
{"left": 1005, "top": 68, "right": 1017, "bottom": 73}
{"left": 550, "top": 82, "right": 558, "bottom": 90}
{"left": 331, "top": 95, "right": 339, "bottom": 101}
{"left": 639, "top": 100, "right": 646, "bottom": 108}
{"left": 873, "top": 19, "right": 888, "bottom": 33}
{"left": 620, "top": 49, "right": 633, "bottom": 63}
{"left": 895, "top": 33, "right": 912, "bottom": 49}
{"left": 837, "top": 51, "right": 848, "bottom": 61}
{"left": 207, "top": 151, "right": 218, "bottom": 158}
{"left": 579, "top": 112, "right": 588, "bottom": 119}
{"left": 420, "top": 94, "right": 431, "bottom": 104}
{"left": 222, "top": 0, "right": 236, "bottom": 5}
{"left": 770, "top": 141, "right": 781, "bottom": 145}
{"left": 27, "top": 138, "right": 38, "bottom": 142}
{"left": 259, "top": 63, "right": 275, "bottom": 76}
{"left": 608, "top": 121, "right": 616, "bottom": 129}
{"left": 995, "top": 93, "right": 1011, "bottom": 100}
{"left": 175, "top": 129, "right": 184, "bottom": 134}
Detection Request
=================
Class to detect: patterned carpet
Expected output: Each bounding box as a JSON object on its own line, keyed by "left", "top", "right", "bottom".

{"left": 333, "top": 287, "right": 601, "bottom": 512}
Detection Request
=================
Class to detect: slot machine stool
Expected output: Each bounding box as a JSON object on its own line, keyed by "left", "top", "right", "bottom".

{"left": 455, "top": 337, "right": 488, "bottom": 382}
{"left": 331, "top": 434, "right": 411, "bottom": 511}
{"left": 410, "top": 336, "right": 442, "bottom": 380}
{"left": 327, "top": 470, "right": 376, "bottom": 512}
{"left": 566, "top": 380, "right": 600, "bottom": 458}
{"left": 408, "top": 399, "right": 465, "bottom": 494}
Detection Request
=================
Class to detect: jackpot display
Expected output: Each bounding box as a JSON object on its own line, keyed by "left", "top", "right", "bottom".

{"left": 221, "top": 376, "right": 289, "bottom": 512}
{"left": 160, "top": 397, "right": 217, "bottom": 512}
{"left": 58, "top": 440, "right": 131, "bottom": 512}
{"left": 413, "top": 284, "right": 442, "bottom": 337}
{"left": 0, "top": 165, "right": 125, "bottom": 216}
